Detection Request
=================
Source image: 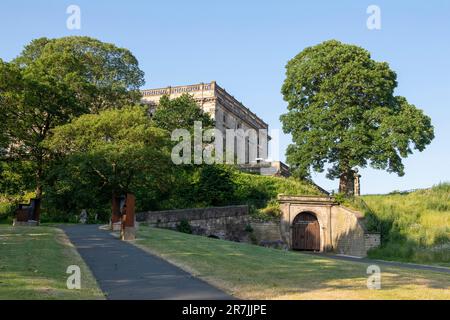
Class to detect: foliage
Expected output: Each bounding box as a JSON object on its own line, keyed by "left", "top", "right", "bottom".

{"left": 176, "top": 219, "right": 193, "bottom": 234}
{"left": 156, "top": 166, "right": 322, "bottom": 213}
{"left": 244, "top": 224, "right": 254, "bottom": 233}
{"left": 0, "top": 202, "right": 14, "bottom": 224}
{"left": 280, "top": 40, "right": 434, "bottom": 194}
{"left": 259, "top": 200, "right": 282, "bottom": 219}
{"left": 13, "top": 36, "right": 144, "bottom": 113}
{"left": 232, "top": 171, "right": 322, "bottom": 207}
{"left": 152, "top": 94, "right": 214, "bottom": 133}
{"left": 0, "top": 161, "right": 34, "bottom": 196}
{"left": 43, "top": 106, "right": 171, "bottom": 220}
{"left": 0, "top": 36, "right": 145, "bottom": 198}
{"left": 192, "top": 165, "right": 236, "bottom": 207}
{"left": 361, "top": 183, "right": 450, "bottom": 265}
{"left": 0, "top": 191, "right": 36, "bottom": 224}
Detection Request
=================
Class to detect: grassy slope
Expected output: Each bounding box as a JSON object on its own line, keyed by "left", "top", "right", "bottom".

{"left": 135, "top": 227, "right": 450, "bottom": 300}
{"left": 361, "top": 183, "right": 450, "bottom": 266}
{"left": 233, "top": 173, "right": 322, "bottom": 199}
{"left": 0, "top": 226, "right": 104, "bottom": 300}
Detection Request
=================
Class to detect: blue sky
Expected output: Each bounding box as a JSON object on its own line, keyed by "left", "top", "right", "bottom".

{"left": 1, "top": 0, "right": 449, "bottom": 194}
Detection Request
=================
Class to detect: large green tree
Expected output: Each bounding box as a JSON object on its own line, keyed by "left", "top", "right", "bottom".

{"left": 0, "top": 36, "right": 145, "bottom": 198}
{"left": 280, "top": 40, "right": 434, "bottom": 195}
{"left": 14, "top": 37, "right": 144, "bottom": 112}
{"left": 44, "top": 106, "right": 171, "bottom": 219}
{"left": 151, "top": 94, "right": 214, "bottom": 132}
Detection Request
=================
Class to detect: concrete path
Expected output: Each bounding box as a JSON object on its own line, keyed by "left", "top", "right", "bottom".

{"left": 301, "top": 252, "right": 450, "bottom": 274}
{"left": 62, "top": 225, "right": 232, "bottom": 300}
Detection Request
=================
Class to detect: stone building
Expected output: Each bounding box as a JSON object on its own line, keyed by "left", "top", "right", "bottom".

{"left": 141, "top": 81, "right": 269, "bottom": 165}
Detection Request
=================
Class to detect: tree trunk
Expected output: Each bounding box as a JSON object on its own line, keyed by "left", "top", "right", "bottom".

{"left": 339, "top": 169, "right": 355, "bottom": 196}
{"left": 35, "top": 163, "right": 43, "bottom": 199}
{"left": 35, "top": 184, "right": 42, "bottom": 199}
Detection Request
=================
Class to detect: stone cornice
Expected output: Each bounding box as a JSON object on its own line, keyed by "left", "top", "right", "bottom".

{"left": 277, "top": 195, "right": 338, "bottom": 205}
{"left": 140, "top": 81, "right": 269, "bottom": 130}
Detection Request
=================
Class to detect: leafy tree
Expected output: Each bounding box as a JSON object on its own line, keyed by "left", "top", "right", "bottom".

{"left": 0, "top": 36, "right": 145, "bottom": 198}
{"left": 150, "top": 93, "right": 217, "bottom": 207}
{"left": 192, "top": 165, "right": 236, "bottom": 207}
{"left": 152, "top": 94, "right": 214, "bottom": 132}
{"left": 44, "top": 106, "right": 171, "bottom": 219}
{"left": 0, "top": 60, "right": 80, "bottom": 197}
{"left": 0, "top": 161, "right": 34, "bottom": 197}
{"left": 14, "top": 36, "right": 144, "bottom": 112}
{"left": 280, "top": 40, "right": 434, "bottom": 195}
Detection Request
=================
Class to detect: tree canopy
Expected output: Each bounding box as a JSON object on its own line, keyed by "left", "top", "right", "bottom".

{"left": 13, "top": 36, "right": 145, "bottom": 112}
{"left": 0, "top": 36, "right": 145, "bottom": 197}
{"left": 280, "top": 40, "right": 434, "bottom": 194}
{"left": 43, "top": 106, "right": 171, "bottom": 220}
{"left": 151, "top": 94, "right": 214, "bottom": 132}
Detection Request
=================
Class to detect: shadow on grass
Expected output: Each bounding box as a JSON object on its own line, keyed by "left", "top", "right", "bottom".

{"left": 135, "top": 227, "right": 450, "bottom": 299}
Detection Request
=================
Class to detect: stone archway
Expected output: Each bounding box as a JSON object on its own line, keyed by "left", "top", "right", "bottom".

{"left": 278, "top": 196, "right": 332, "bottom": 252}
{"left": 278, "top": 195, "right": 381, "bottom": 257}
{"left": 292, "top": 212, "right": 320, "bottom": 251}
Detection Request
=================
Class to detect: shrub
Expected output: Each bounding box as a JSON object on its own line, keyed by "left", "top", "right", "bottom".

{"left": 176, "top": 219, "right": 192, "bottom": 234}
{"left": 0, "top": 202, "right": 14, "bottom": 224}
{"left": 244, "top": 224, "right": 254, "bottom": 233}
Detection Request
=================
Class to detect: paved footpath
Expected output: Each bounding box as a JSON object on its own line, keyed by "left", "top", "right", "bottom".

{"left": 62, "top": 225, "right": 232, "bottom": 300}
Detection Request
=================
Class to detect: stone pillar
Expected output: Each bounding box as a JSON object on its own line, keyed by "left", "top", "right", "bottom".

{"left": 279, "top": 202, "right": 291, "bottom": 247}
{"left": 354, "top": 172, "right": 361, "bottom": 197}
{"left": 339, "top": 170, "right": 355, "bottom": 195}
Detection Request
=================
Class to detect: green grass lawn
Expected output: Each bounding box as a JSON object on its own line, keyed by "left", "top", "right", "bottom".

{"left": 135, "top": 226, "right": 450, "bottom": 300}
{"left": 0, "top": 225, "right": 104, "bottom": 300}
{"left": 361, "top": 183, "right": 450, "bottom": 266}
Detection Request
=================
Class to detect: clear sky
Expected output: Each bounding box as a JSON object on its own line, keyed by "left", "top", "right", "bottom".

{"left": 1, "top": 0, "right": 449, "bottom": 194}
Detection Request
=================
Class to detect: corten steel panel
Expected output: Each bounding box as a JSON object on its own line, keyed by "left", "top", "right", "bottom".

{"left": 32, "top": 198, "right": 41, "bottom": 222}
{"left": 124, "top": 193, "right": 135, "bottom": 227}
{"left": 111, "top": 195, "right": 121, "bottom": 224}
{"left": 15, "top": 209, "right": 29, "bottom": 222}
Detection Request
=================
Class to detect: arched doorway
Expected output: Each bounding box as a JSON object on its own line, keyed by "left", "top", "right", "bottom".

{"left": 292, "top": 212, "right": 320, "bottom": 251}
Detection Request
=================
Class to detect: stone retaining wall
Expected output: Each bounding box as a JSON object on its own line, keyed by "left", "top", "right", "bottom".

{"left": 364, "top": 233, "right": 381, "bottom": 253}
{"left": 251, "top": 221, "right": 283, "bottom": 243}
{"left": 137, "top": 199, "right": 381, "bottom": 257}
{"left": 136, "top": 206, "right": 250, "bottom": 242}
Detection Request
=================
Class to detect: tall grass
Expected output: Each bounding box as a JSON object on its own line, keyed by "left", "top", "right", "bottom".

{"left": 233, "top": 172, "right": 322, "bottom": 201}
{"left": 361, "top": 183, "right": 450, "bottom": 266}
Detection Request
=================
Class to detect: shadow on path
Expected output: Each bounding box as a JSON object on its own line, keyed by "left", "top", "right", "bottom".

{"left": 62, "top": 225, "right": 232, "bottom": 300}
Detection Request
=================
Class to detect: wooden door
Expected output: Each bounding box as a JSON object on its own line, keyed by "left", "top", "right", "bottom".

{"left": 292, "top": 212, "right": 320, "bottom": 251}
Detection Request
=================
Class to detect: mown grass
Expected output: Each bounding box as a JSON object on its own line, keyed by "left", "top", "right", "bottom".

{"left": 135, "top": 226, "right": 450, "bottom": 300}
{"left": 0, "top": 226, "right": 104, "bottom": 300}
{"left": 361, "top": 183, "right": 450, "bottom": 266}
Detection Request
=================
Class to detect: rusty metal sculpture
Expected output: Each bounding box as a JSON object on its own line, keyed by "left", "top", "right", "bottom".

{"left": 13, "top": 198, "right": 41, "bottom": 226}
